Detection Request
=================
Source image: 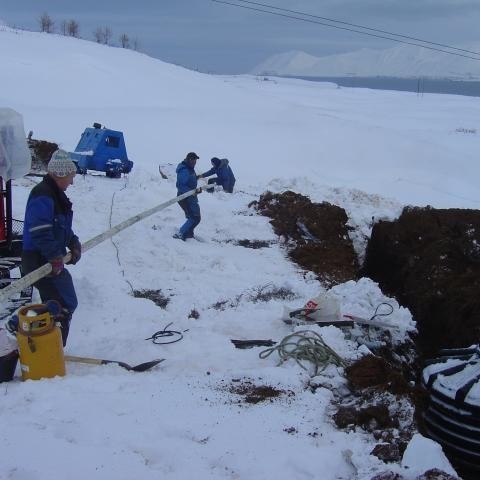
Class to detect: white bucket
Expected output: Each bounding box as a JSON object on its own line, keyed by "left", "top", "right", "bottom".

{"left": 303, "top": 293, "right": 341, "bottom": 322}
{"left": 282, "top": 292, "right": 341, "bottom": 324}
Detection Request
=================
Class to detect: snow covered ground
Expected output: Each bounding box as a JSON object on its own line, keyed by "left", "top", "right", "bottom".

{"left": 1, "top": 26, "right": 479, "bottom": 479}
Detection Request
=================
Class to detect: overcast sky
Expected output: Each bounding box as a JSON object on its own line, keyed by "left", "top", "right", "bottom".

{"left": 1, "top": 0, "right": 479, "bottom": 73}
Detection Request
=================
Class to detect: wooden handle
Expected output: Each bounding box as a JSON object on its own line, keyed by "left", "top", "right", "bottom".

{"left": 64, "top": 355, "right": 103, "bottom": 366}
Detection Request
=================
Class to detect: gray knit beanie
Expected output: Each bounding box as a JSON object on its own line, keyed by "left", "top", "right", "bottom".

{"left": 47, "top": 149, "right": 77, "bottom": 177}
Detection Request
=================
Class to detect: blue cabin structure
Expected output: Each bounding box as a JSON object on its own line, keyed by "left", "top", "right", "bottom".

{"left": 70, "top": 123, "right": 133, "bottom": 178}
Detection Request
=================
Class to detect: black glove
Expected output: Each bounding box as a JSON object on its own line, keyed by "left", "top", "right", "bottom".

{"left": 67, "top": 237, "right": 82, "bottom": 265}
{"left": 196, "top": 187, "right": 202, "bottom": 194}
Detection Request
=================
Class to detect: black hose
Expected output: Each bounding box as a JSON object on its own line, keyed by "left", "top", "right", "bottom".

{"left": 145, "top": 322, "right": 188, "bottom": 345}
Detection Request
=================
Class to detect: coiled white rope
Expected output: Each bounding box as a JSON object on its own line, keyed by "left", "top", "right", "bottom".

{"left": 259, "top": 330, "right": 346, "bottom": 376}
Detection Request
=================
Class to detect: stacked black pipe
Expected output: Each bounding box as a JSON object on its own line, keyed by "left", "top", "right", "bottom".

{"left": 422, "top": 345, "right": 480, "bottom": 473}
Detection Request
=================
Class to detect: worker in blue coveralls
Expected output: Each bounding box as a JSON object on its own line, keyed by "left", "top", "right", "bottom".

{"left": 174, "top": 152, "right": 202, "bottom": 241}
{"left": 198, "top": 157, "right": 236, "bottom": 193}
{"left": 21, "top": 149, "right": 81, "bottom": 346}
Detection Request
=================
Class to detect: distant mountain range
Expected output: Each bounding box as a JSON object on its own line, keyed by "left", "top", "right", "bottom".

{"left": 251, "top": 44, "right": 480, "bottom": 80}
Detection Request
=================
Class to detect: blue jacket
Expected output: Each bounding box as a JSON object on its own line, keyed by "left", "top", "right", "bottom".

{"left": 22, "top": 175, "right": 78, "bottom": 261}
{"left": 202, "top": 158, "right": 235, "bottom": 192}
{"left": 176, "top": 160, "right": 198, "bottom": 195}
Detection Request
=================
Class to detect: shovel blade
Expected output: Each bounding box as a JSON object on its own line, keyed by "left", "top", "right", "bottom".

{"left": 130, "top": 358, "right": 165, "bottom": 372}
{"left": 101, "top": 358, "right": 165, "bottom": 372}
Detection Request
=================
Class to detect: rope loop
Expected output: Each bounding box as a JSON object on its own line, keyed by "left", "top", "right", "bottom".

{"left": 259, "top": 330, "right": 346, "bottom": 376}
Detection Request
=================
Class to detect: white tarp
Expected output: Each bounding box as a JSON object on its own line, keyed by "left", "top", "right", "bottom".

{"left": 0, "top": 108, "right": 31, "bottom": 180}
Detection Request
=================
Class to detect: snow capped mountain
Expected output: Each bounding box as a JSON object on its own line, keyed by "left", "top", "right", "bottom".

{"left": 251, "top": 44, "right": 480, "bottom": 80}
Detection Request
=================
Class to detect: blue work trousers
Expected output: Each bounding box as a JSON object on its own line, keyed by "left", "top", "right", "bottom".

{"left": 22, "top": 252, "right": 78, "bottom": 346}
{"left": 178, "top": 196, "right": 201, "bottom": 239}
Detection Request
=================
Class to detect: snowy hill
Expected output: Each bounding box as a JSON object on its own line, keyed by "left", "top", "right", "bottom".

{"left": 1, "top": 26, "right": 480, "bottom": 480}
{"left": 251, "top": 44, "right": 480, "bottom": 80}
{"left": 1, "top": 27, "right": 479, "bottom": 209}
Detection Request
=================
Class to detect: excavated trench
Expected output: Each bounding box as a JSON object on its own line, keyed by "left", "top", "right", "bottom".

{"left": 254, "top": 192, "right": 479, "bottom": 479}
{"left": 362, "top": 207, "right": 480, "bottom": 479}
{"left": 254, "top": 192, "right": 479, "bottom": 365}
{"left": 362, "top": 206, "right": 480, "bottom": 359}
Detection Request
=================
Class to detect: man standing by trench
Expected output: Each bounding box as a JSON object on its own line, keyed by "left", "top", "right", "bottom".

{"left": 174, "top": 152, "right": 202, "bottom": 241}
{"left": 21, "top": 149, "right": 81, "bottom": 346}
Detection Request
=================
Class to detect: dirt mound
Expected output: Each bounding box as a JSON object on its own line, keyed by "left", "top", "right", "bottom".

{"left": 334, "top": 403, "right": 395, "bottom": 431}
{"left": 227, "top": 379, "right": 295, "bottom": 404}
{"left": 332, "top": 354, "right": 429, "bottom": 465}
{"left": 27, "top": 134, "right": 58, "bottom": 172}
{"left": 132, "top": 289, "right": 170, "bottom": 309}
{"left": 370, "top": 470, "right": 459, "bottom": 480}
{"left": 362, "top": 206, "right": 480, "bottom": 358}
{"left": 251, "top": 191, "right": 359, "bottom": 286}
{"left": 346, "top": 355, "right": 412, "bottom": 395}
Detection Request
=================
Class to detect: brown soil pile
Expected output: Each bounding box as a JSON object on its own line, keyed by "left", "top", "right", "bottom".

{"left": 370, "top": 470, "right": 459, "bottom": 480}
{"left": 228, "top": 379, "right": 294, "bottom": 404}
{"left": 251, "top": 191, "right": 359, "bottom": 286}
{"left": 132, "top": 289, "right": 170, "bottom": 309}
{"left": 346, "top": 355, "right": 412, "bottom": 395}
{"left": 332, "top": 354, "right": 429, "bottom": 465}
{"left": 362, "top": 206, "right": 480, "bottom": 358}
{"left": 27, "top": 135, "right": 58, "bottom": 172}
{"left": 334, "top": 403, "right": 396, "bottom": 430}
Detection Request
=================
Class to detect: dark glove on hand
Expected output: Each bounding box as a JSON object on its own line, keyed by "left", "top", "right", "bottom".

{"left": 49, "top": 256, "right": 64, "bottom": 276}
{"left": 196, "top": 174, "right": 203, "bottom": 179}
{"left": 196, "top": 187, "right": 202, "bottom": 194}
{"left": 67, "top": 238, "right": 82, "bottom": 265}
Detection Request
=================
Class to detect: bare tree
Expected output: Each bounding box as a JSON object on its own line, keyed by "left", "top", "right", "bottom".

{"left": 67, "top": 20, "right": 79, "bottom": 38}
{"left": 39, "top": 12, "right": 54, "bottom": 33}
{"left": 119, "top": 33, "right": 130, "bottom": 48}
{"left": 94, "top": 26, "right": 113, "bottom": 45}
{"left": 132, "top": 37, "right": 140, "bottom": 51}
{"left": 93, "top": 27, "right": 105, "bottom": 44}
{"left": 103, "top": 27, "right": 112, "bottom": 45}
{"left": 60, "top": 20, "right": 68, "bottom": 36}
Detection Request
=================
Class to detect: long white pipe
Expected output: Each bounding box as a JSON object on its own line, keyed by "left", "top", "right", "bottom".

{"left": 0, "top": 185, "right": 210, "bottom": 303}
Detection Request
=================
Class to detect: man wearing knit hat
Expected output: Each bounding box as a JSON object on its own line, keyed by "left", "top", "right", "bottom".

{"left": 21, "top": 149, "right": 81, "bottom": 346}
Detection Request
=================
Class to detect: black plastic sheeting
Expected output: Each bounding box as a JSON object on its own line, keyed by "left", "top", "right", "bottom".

{"left": 422, "top": 346, "right": 480, "bottom": 472}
